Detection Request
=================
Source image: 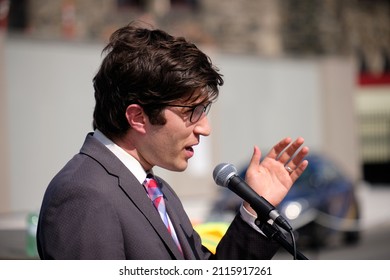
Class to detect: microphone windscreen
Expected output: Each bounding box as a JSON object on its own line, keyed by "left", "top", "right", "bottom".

{"left": 213, "top": 163, "right": 237, "bottom": 187}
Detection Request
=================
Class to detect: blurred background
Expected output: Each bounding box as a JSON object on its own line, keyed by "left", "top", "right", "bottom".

{"left": 0, "top": 0, "right": 389, "bottom": 259}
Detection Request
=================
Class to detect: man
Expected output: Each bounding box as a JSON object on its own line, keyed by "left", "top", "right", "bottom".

{"left": 37, "top": 22, "right": 309, "bottom": 259}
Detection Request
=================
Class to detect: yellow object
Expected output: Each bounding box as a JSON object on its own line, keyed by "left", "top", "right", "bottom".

{"left": 193, "top": 222, "right": 229, "bottom": 254}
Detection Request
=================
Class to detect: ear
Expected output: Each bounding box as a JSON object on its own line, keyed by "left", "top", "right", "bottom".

{"left": 125, "top": 104, "right": 147, "bottom": 134}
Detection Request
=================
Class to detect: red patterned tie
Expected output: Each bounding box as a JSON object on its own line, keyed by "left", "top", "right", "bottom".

{"left": 144, "top": 174, "right": 182, "bottom": 253}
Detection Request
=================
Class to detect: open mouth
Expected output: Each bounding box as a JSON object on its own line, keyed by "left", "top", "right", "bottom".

{"left": 185, "top": 146, "right": 194, "bottom": 153}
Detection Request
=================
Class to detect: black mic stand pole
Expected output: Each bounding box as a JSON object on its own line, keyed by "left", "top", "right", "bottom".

{"left": 255, "top": 219, "right": 309, "bottom": 260}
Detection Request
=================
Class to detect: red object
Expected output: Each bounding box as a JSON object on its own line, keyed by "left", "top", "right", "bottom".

{"left": 0, "top": 0, "right": 9, "bottom": 31}
{"left": 358, "top": 73, "right": 390, "bottom": 86}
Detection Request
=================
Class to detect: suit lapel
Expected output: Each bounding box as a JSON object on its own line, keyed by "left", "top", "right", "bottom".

{"left": 164, "top": 200, "right": 196, "bottom": 260}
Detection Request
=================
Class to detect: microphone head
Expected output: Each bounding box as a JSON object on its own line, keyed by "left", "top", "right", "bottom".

{"left": 213, "top": 163, "right": 238, "bottom": 187}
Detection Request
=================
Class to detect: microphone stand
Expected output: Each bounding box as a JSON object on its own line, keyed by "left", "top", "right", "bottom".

{"left": 255, "top": 219, "right": 309, "bottom": 260}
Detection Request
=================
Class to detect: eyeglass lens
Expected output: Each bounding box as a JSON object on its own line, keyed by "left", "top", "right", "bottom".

{"left": 191, "top": 103, "right": 211, "bottom": 122}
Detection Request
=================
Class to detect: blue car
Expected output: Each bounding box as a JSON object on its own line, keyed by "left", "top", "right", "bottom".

{"left": 208, "top": 153, "right": 361, "bottom": 248}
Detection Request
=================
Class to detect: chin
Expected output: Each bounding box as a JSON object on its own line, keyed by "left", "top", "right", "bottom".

{"left": 169, "top": 162, "right": 189, "bottom": 172}
{"left": 174, "top": 165, "right": 188, "bottom": 172}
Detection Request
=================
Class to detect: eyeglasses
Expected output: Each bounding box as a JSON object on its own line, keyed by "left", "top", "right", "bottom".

{"left": 164, "top": 102, "right": 212, "bottom": 123}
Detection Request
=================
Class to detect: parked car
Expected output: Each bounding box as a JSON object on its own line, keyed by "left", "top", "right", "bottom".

{"left": 205, "top": 153, "right": 361, "bottom": 249}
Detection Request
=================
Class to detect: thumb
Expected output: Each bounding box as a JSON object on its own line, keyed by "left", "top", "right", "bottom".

{"left": 248, "top": 145, "right": 262, "bottom": 170}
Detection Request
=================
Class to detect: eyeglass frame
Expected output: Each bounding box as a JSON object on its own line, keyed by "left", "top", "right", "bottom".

{"left": 162, "top": 102, "right": 212, "bottom": 123}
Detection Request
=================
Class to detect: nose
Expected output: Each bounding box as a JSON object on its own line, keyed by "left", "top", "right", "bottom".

{"left": 194, "top": 115, "right": 211, "bottom": 136}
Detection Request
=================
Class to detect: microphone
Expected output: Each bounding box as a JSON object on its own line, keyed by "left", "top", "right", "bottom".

{"left": 213, "top": 163, "right": 292, "bottom": 232}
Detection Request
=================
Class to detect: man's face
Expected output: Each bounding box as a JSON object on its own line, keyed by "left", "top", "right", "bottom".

{"left": 138, "top": 96, "right": 212, "bottom": 172}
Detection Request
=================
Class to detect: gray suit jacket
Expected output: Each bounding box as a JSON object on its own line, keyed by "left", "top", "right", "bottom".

{"left": 37, "top": 133, "right": 279, "bottom": 259}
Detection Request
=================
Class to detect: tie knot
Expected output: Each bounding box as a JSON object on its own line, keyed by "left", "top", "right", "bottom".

{"left": 144, "top": 175, "right": 163, "bottom": 201}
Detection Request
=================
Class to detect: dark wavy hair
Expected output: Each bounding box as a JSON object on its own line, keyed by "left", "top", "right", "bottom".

{"left": 92, "top": 22, "right": 224, "bottom": 138}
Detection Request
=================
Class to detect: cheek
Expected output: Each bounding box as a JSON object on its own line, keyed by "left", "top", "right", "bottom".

{"left": 154, "top": 129, "right": 186, "bottom": 158}
{"left": 150, "top": 113, "right": 193, "bottom": 154}
{"left": 151, "top": 131, "right": 178, "bottom": 156}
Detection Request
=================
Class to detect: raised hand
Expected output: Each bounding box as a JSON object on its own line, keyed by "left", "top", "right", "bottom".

{"left": 244, "top": 137, "right": 309, "bottom": 215}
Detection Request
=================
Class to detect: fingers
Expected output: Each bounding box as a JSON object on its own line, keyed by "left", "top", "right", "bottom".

{"left": 276, "top": 137, "right": 305, "bottom": 164}
{"left": 286, "top": 145, "right": 309, "bottom": 169}
{"left": 280, "top": 137, "right": 309, "bottom": 180}
{"left": 267, "top": 137, "right": 293, "bottom": 160}
{"left": 250, "top": 137, "right": 309, "bottom": 180}
{"left": 267, "top": 136, "right": 309, "bottom": 178}
{"left": 289, "top": 157, "right": 309, "bottom": 182}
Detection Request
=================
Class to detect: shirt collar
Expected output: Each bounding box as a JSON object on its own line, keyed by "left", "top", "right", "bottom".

{"left": 93, "top": 129, "right": 149, "bottom": 184}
